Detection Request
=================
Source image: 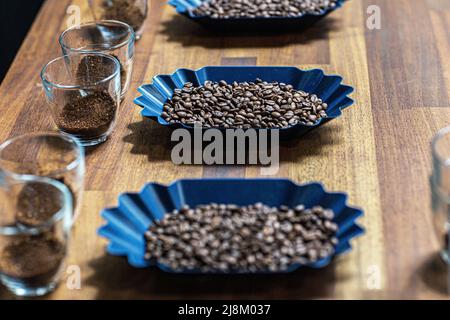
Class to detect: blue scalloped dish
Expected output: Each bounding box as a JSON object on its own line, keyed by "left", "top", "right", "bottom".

{"left": 168, "top": 0, "right": 348, "bottom": 30}
{"left": 134, "top": 66, "right": 354, "bottom": 139}
{"left": 98, "top": 178, "right": 364, "bottom": 273}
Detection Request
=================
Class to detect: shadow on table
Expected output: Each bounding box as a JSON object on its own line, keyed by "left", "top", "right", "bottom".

{"left": 160, "top": 14, "right": 340, "bottom": 49}
{"left": 123, "top": 119, "right": 173, "bottom": 162}
{"left": 416, "top": 252, "right": 450, "bottom": 295}
{"left": 279, "top": 122, "right": 343, "bottom": 164}
{"left": 85, "top": 254, "right": 338, "bottom": 299}
{"left": 123, "top": 118, "right": 342, "bottom": 165}
{"left": 84, "top": 143, "right": 104, "bottom": 156}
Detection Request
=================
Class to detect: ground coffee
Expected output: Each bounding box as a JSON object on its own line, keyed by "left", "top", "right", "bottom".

{"left": 0, "top": 235, "right": 65, "bottom": 287}
{"left": 16, "top": 182, "right": 63, "bottom": 226}
{"left": 76, "top": 55, "right": 125, "bottom": 91}
{"left": 58, "top": 91, "right": 117, "bottom": 138}
{"left": 102, "top": 0, "right": 146, "bottom": 32}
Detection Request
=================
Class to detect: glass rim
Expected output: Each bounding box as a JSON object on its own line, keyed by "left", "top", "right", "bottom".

{"left": 40, "top": 52, "right": 120, "bottom": 90}
{"left": 59, "top": 19, "right": 136, "bottom": 53}
{"left": 0, "top": 131, "right": 85, "bottom": 178}
{"left": 432, "top": 126, "right": 450, "bottom": 167}
{"left": 0, "top": 175, "right": 73, "bottom": 236}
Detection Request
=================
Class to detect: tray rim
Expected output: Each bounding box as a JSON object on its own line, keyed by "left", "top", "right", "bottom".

{"left": 99, "top": 178, "right": 365, "bottom": 273}
{"left": 134, "top": 65, "right": 355, "bottom": 133}
{"left": 168, "top": 0, "right": 348, "bottom": 21}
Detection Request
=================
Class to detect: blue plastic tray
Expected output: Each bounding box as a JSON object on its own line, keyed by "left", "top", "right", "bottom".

{"left": 98, "top": 178, "right": 364, "bottom": 273}
{"left": 168, "top": 0, "right": 348, "bottom": 30}
{"left": 134, "top": 66, "right": 354, "bottom": 139}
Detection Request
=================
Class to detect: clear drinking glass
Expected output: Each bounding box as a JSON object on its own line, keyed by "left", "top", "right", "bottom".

{"left": 0, "top": 132, "right": 85, "bottom": 221}
{"left": 0, "top": 174, "right": 73, "bottom": 297}
{"left": 88, "top": 0, "right": 148, "bottom": 40}
{"left": 431, "top": 126, "right": 450, "bottom": 264}
{"left": 41, "top": 53, "right": 121, "bottom": 146}
{"left": 59, "top": 20, "right": 135, "bottom": 98}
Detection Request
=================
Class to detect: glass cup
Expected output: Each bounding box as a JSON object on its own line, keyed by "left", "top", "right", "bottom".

{"left": 88, "top": 0, "right": 148, "bottom": 40}
{"left": 431, "top": 126, "right": 450, "bottom": 264}
{"left": 0, "top": 174, "right": 73, "bottom": 297}
{"left": 41, "top": 53, "right": 121, "bottom": 146}
{"left": 59, "top": 20, "right": 135, "bottom": 98}
{"left": 0, "top": 132, "right": 85, "bottom": 221}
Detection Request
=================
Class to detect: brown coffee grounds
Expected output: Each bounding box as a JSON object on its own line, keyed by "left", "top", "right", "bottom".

{"left": 14, "top": 166, "right": 77, "bottom": 217}
{"left": 102, "top": 0, "right": 146, "bottom": 32}
{"left": 76, "top": 55, "right": 126, "bottom": 90}
{"left": 58, "top": 91, "right": 117, "bottom": 138}
{"left": 16, "top": 182, "right": 63, "bottom": 226}
{"left": 0, "top": 235, "right": 65, "bottom": 284}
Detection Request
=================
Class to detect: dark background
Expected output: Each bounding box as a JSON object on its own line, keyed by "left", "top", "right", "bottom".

{"left": 0, "top": 0, "right": 45, "bottom": 83}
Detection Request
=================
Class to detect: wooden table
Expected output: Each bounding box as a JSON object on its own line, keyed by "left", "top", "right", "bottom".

{"left": 0, "top": 0, "right": 449, "bottom": 300}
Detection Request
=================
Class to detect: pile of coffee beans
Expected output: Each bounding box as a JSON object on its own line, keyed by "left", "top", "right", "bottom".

{"left": 192, "top": 0, "right": 339, "bottom": 19}
{"left": 161, "top": 79, "right": 328, "bottom": 129}
{"left": 144, "top": 203, "right": 338, "bottom": 272}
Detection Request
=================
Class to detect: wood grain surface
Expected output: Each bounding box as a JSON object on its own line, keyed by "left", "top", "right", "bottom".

{"left": 0, "top": 0, "right": 449, "bottom": 300}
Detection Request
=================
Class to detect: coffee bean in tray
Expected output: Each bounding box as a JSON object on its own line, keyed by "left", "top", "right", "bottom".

{"left": 144, "top": 203, "right": 338, "bottom": 272}
{"left": 161, "top": 79, "right": 328, "bottom": 129}
{"left": 192, "top": 0, "right": 339, "bottom": 19}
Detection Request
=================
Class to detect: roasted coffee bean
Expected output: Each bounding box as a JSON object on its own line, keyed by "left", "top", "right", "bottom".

{"left": 193, "top": 0, "right": 338, "bottom": 19}
{"left": 162, "top": 79, "right": 328, "bottom": 129}
{"left": 144, "top": 203, "right": 338, "bottom": 272}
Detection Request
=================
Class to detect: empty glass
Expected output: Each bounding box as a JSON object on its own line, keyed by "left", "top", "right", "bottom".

{"left": 0, "top": 174, "right": 73, "bottom": 297}
{"left": 88, "top": 0, "right": 148, "bottom": 40}
{"left": 0, "top": 132, "right": 85, "bottom": 221}
{"left": 431, "top": 126, "right": 450, "bottom": 264}
{"left": 41, "top": 53, "right": 121, "bottom": 146}
{"left": 59, "top": 20, "right": 135, "bottom": 98}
